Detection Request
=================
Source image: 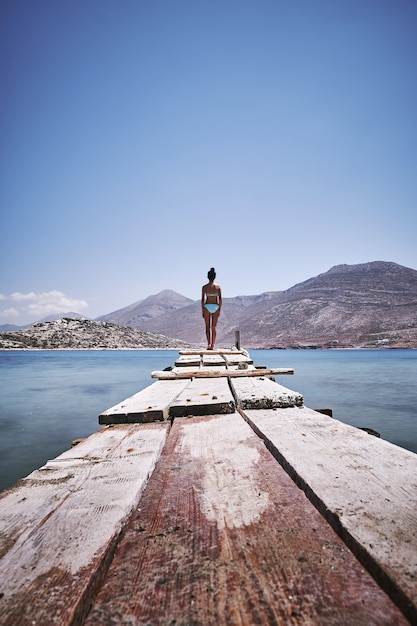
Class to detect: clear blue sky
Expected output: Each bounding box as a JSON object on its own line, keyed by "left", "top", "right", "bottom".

{"left": 1, "top": 0, "right": 416, "bottom": 325}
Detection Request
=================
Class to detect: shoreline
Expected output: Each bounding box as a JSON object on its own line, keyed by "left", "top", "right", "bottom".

{"left": 1, "top": 346, "right": 416, "bottom": 352}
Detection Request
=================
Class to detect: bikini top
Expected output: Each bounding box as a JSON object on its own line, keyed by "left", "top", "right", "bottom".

{"left": 206, "top": 293, "right": 218, "bottom": 298}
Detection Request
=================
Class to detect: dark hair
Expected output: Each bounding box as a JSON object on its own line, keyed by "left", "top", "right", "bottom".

{"left": 207, "top": 267, "right": 216, "bottom": 281}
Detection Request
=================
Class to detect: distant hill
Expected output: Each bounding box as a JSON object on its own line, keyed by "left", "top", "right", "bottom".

{"left": 0, "top": 311, "right": 86, "bottom": 333}
{"left": 0, "top": 318, "right": 196, "bottom": 350}
{"left": 34, "top": 311, "right": 86, "bottom": 324}
{"left": 0, "top": 323, "right": 21, "bottom": 333}
{"left": 96, "top": 289, "right": 194, "bottom": 327}
{"left": 106, "top": 261, "right": 417, "bottom": 349}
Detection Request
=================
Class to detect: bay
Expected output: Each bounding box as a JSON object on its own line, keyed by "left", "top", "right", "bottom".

{"left": 251, "top": 348, "right": 417, "bottom": 455}
{"left": 0, "top": 349, "right": 416, "bottom": 493}
{"left": 0, "top": 350, "right": 177, "bottom": 493}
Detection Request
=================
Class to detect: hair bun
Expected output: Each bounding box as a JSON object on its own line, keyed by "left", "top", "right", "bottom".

{"left": 207, "top": 267, "right": 216, "bottom": 280}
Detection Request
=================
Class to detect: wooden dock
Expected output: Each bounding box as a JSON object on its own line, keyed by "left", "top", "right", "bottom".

{"left": 1, "top": 348, "right": 416, "bottom": 625}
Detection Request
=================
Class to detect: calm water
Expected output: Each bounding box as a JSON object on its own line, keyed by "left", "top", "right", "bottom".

{"left": 0, "top": 349, "right": 416, "bottom": 493}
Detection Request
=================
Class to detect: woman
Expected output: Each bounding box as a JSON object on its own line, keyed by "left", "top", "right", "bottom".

{"left": 201, "top": 267, "right": 222, "bottom": 350}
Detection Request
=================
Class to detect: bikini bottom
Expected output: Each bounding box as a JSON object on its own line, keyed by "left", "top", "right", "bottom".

{"left": 204, "top": 303, "right": 219, "bottom": 314}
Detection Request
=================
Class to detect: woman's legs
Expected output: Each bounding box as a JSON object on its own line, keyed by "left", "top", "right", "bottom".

{"left": 210, "top": 309, "right": 220, "bottom": 349}
{"left": 203, "top": 308, "right": 212, "bottom": 349}
{"left": 203, "top": 308, "right": 220, "bottom": 349}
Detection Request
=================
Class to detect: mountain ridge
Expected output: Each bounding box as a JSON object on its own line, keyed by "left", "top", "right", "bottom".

{"left": 100, "top": 261, "right": 417, "bottom": 349}
{"left": 2, "top": 261, "right": 416, "bottom": 349}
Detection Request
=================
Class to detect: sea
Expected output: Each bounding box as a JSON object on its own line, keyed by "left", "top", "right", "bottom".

{"left": 0, "top": 348, "right": 416, "bottom": 493}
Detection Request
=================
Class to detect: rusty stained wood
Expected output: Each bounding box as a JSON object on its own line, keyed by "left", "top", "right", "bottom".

{"left": 241, "top": 406, "right": 417, "bottom": 624}
{"left": 168, "top": 377, "right": 235, "bottom": 417}
{"left": 0, "top": 423, "right": 170, "bottom": 626}
{"left": 83, "top": 413, "right": 408, "bottom": 626}
{"left": 231, "top": 375, "right": 303, "bottom": 409}
{"left": 99, "top": 379, "right": 189, "bottom": 424}
{"left": 152, "top": 367, "right": 294, "bottom": 380}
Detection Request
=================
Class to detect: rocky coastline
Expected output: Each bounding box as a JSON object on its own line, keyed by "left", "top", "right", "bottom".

{"left": 0, "top": 318, "right": 196, "bottom": 351}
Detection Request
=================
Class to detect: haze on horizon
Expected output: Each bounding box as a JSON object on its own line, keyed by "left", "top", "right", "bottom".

{"left": 1, "top": 0, "right": 416, "bottom": 326}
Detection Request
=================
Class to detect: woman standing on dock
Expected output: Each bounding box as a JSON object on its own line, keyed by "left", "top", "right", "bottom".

{"left": 202, "top": 267, "right": 222, "bottom": 350}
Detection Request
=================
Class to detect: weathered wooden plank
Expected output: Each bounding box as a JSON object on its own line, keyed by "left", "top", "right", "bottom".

{"left": 0, "top": 423, "right": 170, "bottom": 626}
{"left": 241, "top": 406, "right": 417, "bottom": 624}
{"left": 175, "top": 354, "right": 201, "bottom": 367}
{"left": 201, "top": 353, "right": 227, "bottom": 366}
{"left": 231, "top": 376, "right": 303, "bottom": 408}
{"left": 201, "top": 364, "right": 227, "bottom": 372}
{"left": 222, "top": 352, "right": 254, "bottom": 366}
{"left": 171, "top": 365, "right": 201, "bottom": 374}
{"left": 98, "top": 379, "right": 189, "bottom": 424}
{"left": 179, "top": 349, "right": 245, "bottom": 355}
{"left": 84, "top": 413, "right": 408, "bottom": 626}
{"left": 152, "top": 367, "right": 294, "bottom": 379}
{"left": 169, "top": 377, "right": 235, "bottom": 417}
{"left": 226, "top": 363, "right": 257, "bottom": 372}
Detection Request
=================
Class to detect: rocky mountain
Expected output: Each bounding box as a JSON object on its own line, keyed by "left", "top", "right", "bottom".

{"left": 104, "top": 261, "right": 417, "bottom": 349}
{"left": 229, "top": 262, "right": 417, "bottom": 348}
{"left": 0, "top": 318, "right": 196, "bottom": 350}
{"left": 97, "top": 290, "right": 194, "bottom": 327}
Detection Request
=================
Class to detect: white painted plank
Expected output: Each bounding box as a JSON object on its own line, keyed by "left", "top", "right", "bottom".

{"left": 231, "top": 376, "right": 303, "bottom": 408}
{"left": 99, "top": 379, "right": 189, "bottom": 424}
{"left": 0, "top": 423, "right": 169, "bottom": 624}
{"left": 242, "top": 406, "right": 417, "bottom": 619}
{"left": 169, "top": 377, "right": 235, "bottom": 417}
